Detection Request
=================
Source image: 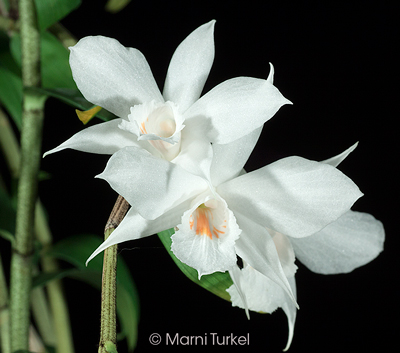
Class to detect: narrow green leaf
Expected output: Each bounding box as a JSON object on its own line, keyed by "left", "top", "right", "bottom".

{"left": 0, "top": 229, "right": 14, "bottom": 244}
{"left": 0, "top": 33, "right": 22, "bottom": 128}
{"left": 34, "top": 0, "right": 81, "bottom": 31}
{"left": 10, "top": 32, "right": 77, "bottom": 90}
{"left": 32, "top": 268, "right": 77, "bottom": 288}
{"left": 0, "top": 67, "right": 22, "bottom": 129}
{"left": 45, "top": 234, "right": 139, "bottom": 351}
{"left": 158, "top": 229, "right": 233, "bottom": 301}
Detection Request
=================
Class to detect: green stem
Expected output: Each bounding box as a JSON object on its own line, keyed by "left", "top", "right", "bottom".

{"left": 0, "top": 253, "right": 11, "bottom": 353}
{"left": 1, "top": 105, "right": 74, "bottom": 353}
{"left": 9, "top": 0, "right": 44, "bottom": 351}
{"left": 98, "top": 196, "right": 130, "bottom": 353}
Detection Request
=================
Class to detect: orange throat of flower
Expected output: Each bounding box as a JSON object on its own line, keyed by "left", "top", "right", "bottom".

{"left": 189, "top": 204, "right": 227, "bottom": 239}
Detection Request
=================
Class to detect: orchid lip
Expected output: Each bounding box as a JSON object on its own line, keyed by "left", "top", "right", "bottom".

{"left": 118, "top": 100, "right": 185, "bottom": 160}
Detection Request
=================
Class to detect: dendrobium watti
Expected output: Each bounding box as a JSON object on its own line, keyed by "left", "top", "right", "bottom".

{"left": 226, "top": 143, "right": 384, "bottom": 351}
{"left": 43, "top": 20, "right": 290, "bottom": 179}
{"left": 86, "top": 136, "right": 364, "bottom": 306}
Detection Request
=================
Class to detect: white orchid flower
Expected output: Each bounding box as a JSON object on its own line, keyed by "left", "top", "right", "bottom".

{"left": 86, "top": 135, "right": 363, "bottom": 305}
{"left": 43, "top": 20, "right": 290, "bottom": 178}
{"left": 290, "top": 143, "right": 385, "bottom": 274}
{"left": 226, "top": 143, "right": 384, "bottom": 351}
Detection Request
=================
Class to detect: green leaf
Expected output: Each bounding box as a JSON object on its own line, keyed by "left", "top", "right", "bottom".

{"left": 105, "top": 0, "right": 131, "bottom": 13}
{"left": 158, "top": 228, "right": 233, "bottom": 301}
{"left": 44, "top": 234, "right": 139, "bottom": 351}
{"left": 26, "top": 87, "right": 116, "bottom": 122}
{"left": 0, "top": 33, "right": 22, "bottom": 128}
{"left": 0, "top": 229, "right": 14, "bottom": 244}
{"left": 34, "top": 0, "right": 81, "bottom": 31}
{"left": 10, "top": 32, "right": 77, "bottom": 90}
{"left": 32, "top": 268, "right": 78, "bottom": 288}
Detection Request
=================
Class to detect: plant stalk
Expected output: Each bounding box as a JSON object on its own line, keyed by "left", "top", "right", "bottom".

{"left": 98, "top": 195, "right": 129, "bottom": 353}
{"left": 9, "top": 0, "right": 44, "bottom": 351}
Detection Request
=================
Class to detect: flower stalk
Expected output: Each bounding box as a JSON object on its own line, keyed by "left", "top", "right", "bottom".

{"left": 98, "top": 195, "right": 129, "bottom": 353}
{"left": 9, "top": 0, "right": 45, "bottom": 351}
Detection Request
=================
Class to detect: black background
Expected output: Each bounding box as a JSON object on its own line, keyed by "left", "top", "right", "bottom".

{"left": 5, "top": 1, "right": 399, "bottom": 352}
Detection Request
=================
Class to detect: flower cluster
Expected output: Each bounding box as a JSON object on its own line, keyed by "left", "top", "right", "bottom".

{"left": 45, "top": 21, "right": 385, "bottom": 350}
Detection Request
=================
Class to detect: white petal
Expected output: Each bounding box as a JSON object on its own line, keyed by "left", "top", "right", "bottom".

{"left": 210, "top": 127, "right": 262, "bottom": 187}
{"left": 228, "top": 266, "right": 250, "bottom": 319}
{"left": 321, "top": 142, "right": 359, "bottom": 167}
{"left": 97, "top": 147, "right": 208, "bottom": 220}
{"left": 86, "top": 204, "right": 185, "bottom": 264}
{"left": 218, "top": 156, "right": 363, "bottom": 238}
{"left": 69, "top": 36, "right": 163, "bottom": 119}
{"left": 290, "top": 210, "right": 385, "bottom": 274}
{"left": 266, "top": 62, "right": 275, "bottom": 84}
{"left": 171, "top": 126, "right": 213, "bottom": 180}
{"left": 163, "top": 21, "right": 215, "bottom": 112}
{"left": 171, "top": 193, "right": 241, "bottom": 278}
{"left": 282, "top": 277, "right": 297, "bottom": 351}
{"left": 270, "top": 230, "right": 298, "bottom": 278}
{"left": 227, "top": 264, "right": 282, "bottom": 313}
{"left": 233, "top": 212, "right": 297, "bottom": 305}
{"left": 184, "top": 76, "right": 291, "bottom": 144}
{"left": 43, "top": 119, "right": 144, "bottom": 157}
{"left": 227, "top": 265, "right": 297, "bottom": 351}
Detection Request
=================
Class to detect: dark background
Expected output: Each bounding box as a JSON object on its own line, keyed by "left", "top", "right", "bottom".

{"left": 11, "top": 0, "right": 399, "bottom": 352}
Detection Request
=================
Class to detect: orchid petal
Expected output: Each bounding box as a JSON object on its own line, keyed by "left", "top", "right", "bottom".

{"left": 163, "top": 20, "right": 215, "bottom": 112}
{"left": 184, "top": 77, "right": 291, "bottom": 144}
{"left": 228, "top": 266, "right": 250, "bottom": 319}
{"left": 69, "top": 36, "right": 163, "bottom": 119}
{"left": 266, "top": 62, "right": 274, "bottom": 84}
{"left": 290, "top": 210, "right": 385, "bottom": 274}
{"left": 97, "top": 147, "right": 208, "bottom": 220}
{"left": 43, "top": 119, "right": 145, "bottom": 157}
{"left": 86, "top": 204, "right": 186, "bottom": 264}
{"left": 227, "top": 265, "right": 282, "bottom": 313}
{"left": 171, "top": 127, "right": 213, "bottom": 180}
{"left": 270, "top": 230, "right": 298, "bottom": 278}
{"left": 282, "top": 277, "right": 297, "bottom": 352}
{"left": 233, "top": 212, "right": 297, "bottom": 305}
{"left": 227, "top": 263, "right": 297, "bottom": 351}
{"left": 218, "top": 156, "right": 363, "bottom": 238}
{"left": 321, "top": 142, "right": 359, "bottom": 167}
{"left": 210, "top": 127, "right": 263, "bottom": 187}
